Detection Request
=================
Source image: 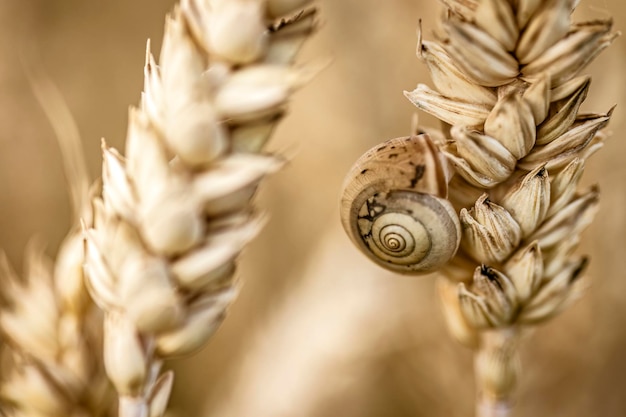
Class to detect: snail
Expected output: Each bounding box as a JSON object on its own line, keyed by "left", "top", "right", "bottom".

{"left": 340, "top": 134, "right": 461, "bottom": 274}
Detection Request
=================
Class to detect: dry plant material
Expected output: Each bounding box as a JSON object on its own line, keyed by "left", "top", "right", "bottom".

{"left": 83, "top": 0, "right": 318, "bottom": 415}
{"left": 341, "top": 0, "right": 618, "bottom": 415}
{"left": 0, "top": 241, "right": 110, "bottom": 417}
{"left": 0, "top": 71, "right": 110, "bottom": 416}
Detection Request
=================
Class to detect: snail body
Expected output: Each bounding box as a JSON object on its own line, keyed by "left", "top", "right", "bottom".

{"left": 340, "top": 134, "right": 461, "bottom": 274}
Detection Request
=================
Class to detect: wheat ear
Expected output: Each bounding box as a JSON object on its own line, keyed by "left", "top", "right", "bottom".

{"left": 0, "top": 69, "right": 109, "bottom": 416}
{"left": 82, "top": 1, "right": 318, "bottom": 415}
{"left": 403, "top": 0, "right": 618, "bottom": 415}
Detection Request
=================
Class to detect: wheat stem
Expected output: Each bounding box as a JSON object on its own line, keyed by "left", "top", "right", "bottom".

{"left": 119, "top": 398, "right": 149, "bottom": 417}
{"left": 474, "top": 328, "right": 519, "bottom": 417}
{"left": 475, "top": 396, "right": 512, "bottom": 417}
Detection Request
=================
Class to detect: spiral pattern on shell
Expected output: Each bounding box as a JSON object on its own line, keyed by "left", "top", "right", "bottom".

{"left": 340, "top": 135, "right": 461, "bottom": 274}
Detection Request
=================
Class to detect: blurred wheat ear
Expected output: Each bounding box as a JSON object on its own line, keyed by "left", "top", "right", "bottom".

{"left": 0, "top": 65, "right": 110, "bottom": 416}
{"left": 81, "top": 0, "right": 320, "bottom": 416}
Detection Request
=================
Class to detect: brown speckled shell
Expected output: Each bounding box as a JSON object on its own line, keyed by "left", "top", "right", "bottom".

{"left": 340, "top": 134, "right": 461, "bottom": 274}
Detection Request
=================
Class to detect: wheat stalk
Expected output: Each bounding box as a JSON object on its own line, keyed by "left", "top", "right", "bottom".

{"left": 403, "top": 0, "right": 618, "bottom": 415}
{"left": 0, "top": 69, "right": 110, "bottom": 417}
{"left": 82, "top": 1, "right": 318, "bottom": 416}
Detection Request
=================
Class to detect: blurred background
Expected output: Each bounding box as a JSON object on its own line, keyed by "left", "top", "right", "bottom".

{"left": 0, "top": 1, "right": 625, "bottom": 416}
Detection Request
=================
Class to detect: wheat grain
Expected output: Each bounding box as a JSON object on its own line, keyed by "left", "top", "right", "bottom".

{"left": 82, "top": 1, "right": 318, "bottom": 415}
{"left": 403, "top": 0, "right": 619, "bottom": 415}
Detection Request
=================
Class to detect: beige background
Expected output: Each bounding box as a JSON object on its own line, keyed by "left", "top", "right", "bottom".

{"left": 0, "top": 1, "right": 625, "bottom": 416}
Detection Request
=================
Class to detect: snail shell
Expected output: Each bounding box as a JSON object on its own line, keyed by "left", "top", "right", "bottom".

{"left": 340, "top": 134, "right": 461, "bottom": 274}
